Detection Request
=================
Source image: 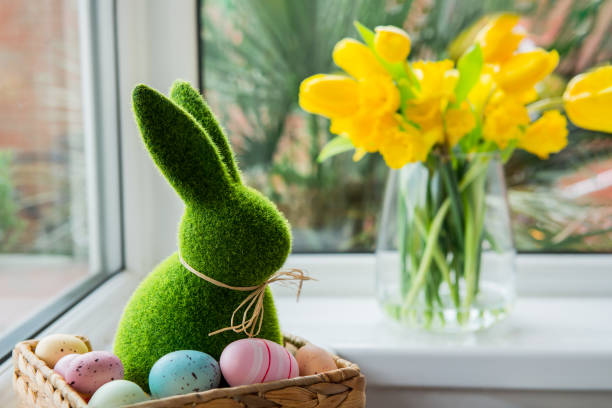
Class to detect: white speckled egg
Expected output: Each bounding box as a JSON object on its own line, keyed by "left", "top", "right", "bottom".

{"left": 88, "top": 380, "right": 150, "bottom": 407}
{"left": 148, "top": 350, "right": 220, "bottom": 398}
{"left": 35, "top": 334, "right": 89, "bottom": 368}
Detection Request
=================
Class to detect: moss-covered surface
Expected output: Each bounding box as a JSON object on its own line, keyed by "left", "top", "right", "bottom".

{"left": 114, "top": 81, "right": 290, "bottom": 391}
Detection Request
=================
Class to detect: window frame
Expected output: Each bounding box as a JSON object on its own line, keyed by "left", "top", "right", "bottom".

{"left": 0, "top": 0, "right": 123, "bottom": 363}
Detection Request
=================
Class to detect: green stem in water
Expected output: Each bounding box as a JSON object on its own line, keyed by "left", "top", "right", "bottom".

{"left": 403, "top": 199, "right": 450, "bottom": 307}
{"left": 403, "top": 157, "right": 491, "bottom": 310}
{"left": 461, "top": 175, "right": 483, "bottom": 312}
{"left": 414, "top": 211, "right": 460, "bottom": 308}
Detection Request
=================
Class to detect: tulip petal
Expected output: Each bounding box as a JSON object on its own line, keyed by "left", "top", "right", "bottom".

{"left": 374, "top": 26, "right": 411, "bottom": 63}
{"left": 477, "top": 14, "right": 525, "bottom": 64}
{"left": 563, "top": 66, "right": 612, "bottom": 133}
{"left": 299, "top": 74, "right": 360, "bottom": 118}
{"left": 333, "top": 38, "right": 388, "bottom": 80}
{"left": 496, "top": 49, "right": 559, "bottom": 94}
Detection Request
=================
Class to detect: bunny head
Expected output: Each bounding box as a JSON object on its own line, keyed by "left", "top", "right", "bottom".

{"left": 132, "top": 81, "right": 291, "bottom": 286}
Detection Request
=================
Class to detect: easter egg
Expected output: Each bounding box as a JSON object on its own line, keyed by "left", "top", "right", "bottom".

{"left": 220, "top": 339, "right": 299, "bottom": 387}
{"left": 295, "top": 343, "right": 337, "bottom": 376}
{"left": 62, "top": 351, "right": 124, "bottom": 395}
{"left": 54, "top": 353, "right": 80, "bottom": 378}
{"left": 88, "top": 380, "right": 150, "bottom": 407}
{"left": 148, "top": 350, "right": 220, "bottom": 398}
{"left": 35, "top": 334, "right": 89, "bottom": 368}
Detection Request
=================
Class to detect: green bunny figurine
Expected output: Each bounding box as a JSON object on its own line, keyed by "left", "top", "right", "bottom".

{"left": 114, "top": 80, "right": 291, "bottom": 391}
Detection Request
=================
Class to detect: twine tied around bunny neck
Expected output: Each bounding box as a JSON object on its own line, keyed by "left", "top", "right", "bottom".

{"left": 178, "top": 250, "right": 314, "bottom": 338}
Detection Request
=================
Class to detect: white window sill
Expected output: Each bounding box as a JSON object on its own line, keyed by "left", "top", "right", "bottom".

{"left": 2, "top": 270, "right": 612, "bottom": 405}
{"left": 275, "top": 296, "right": 612, "bottom": 391}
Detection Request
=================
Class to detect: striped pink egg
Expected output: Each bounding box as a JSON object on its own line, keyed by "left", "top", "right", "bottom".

{"left": 220, "top": 339, "right": 299, "bottom": 386}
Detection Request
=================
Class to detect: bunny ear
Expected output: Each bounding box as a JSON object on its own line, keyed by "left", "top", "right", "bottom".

{"left": 170, "top": 80, "right": 242, "bottom": 184}
{"left": 132, "top": 84, "right": 232, "bottom": 205}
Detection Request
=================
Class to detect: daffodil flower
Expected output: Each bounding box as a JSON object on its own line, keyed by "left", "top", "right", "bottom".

{"left": 518, "top": 110, "right": 568, "bottom": 159}
{"left": 379, "top": 124, "right": 429, "bottom": 169}
{"left": 482, "top": 95, "right": 530, "bottom": 148}
{"left": 445, "top": 104, "right": 476, "bottom": 147}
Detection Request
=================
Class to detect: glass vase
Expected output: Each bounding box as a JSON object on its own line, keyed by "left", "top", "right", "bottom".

{"left": 376, "top": 152, "right": 516, "bottom": 332}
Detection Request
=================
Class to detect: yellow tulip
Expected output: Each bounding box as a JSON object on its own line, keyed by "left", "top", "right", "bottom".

{"left": 333, "top": 38, "right": 388, "bottom": 80}
{"left": 379, "top": 124, "right": 430, "bottom": 169}
{"left": 483, "top": 96, "right": 530, "bottom": 148}
{"left": 563, "top": 65, "right": 612, "bottom": 133}
{"left": 374, "top": 25, "right": 411, "bottom": 63}
{"left": 445, "top": 104, "right": 476, "bottom": 147}
{"left": 518, "top": 110, "right": 567, "bottom": 159}
{"left": 476, "top": 14, "right": 525, "bottom": 64}
{"left": 299, "top": 74, "right": 359, "bottom": 118}
{"left": 496, "top": 49, "right": 559, "bottom": 95}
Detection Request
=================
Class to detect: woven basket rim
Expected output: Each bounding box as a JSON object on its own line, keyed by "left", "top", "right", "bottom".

{"left": 13, "top": 333, "right": 362, "bottom": 408}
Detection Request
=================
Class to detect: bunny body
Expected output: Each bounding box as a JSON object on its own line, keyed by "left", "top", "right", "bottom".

{"left": 114, "top": 81, "right": 290, "bottom": 391}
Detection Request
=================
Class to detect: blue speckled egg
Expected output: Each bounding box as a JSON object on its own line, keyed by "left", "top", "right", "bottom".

{"left": 148, "top": 350, "right": 220, "bottom": 398}
{"left": 88, "top": 380, "right": 150, "bottom": 407}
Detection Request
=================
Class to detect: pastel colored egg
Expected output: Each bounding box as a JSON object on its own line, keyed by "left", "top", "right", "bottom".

{"left": 35, "top": 334, "right": 89, "bottom": 368}
{"left": 295, "top": 343, "right": 337, "bottom": 376}
{"left": 53, "top": 353, "right": 80, "bottom": 378}
{"left": 62, "top": 351, "right": 124, "bottom": 395}
{"left": 220, "top": 339, "right": 299, "bottom": 387}
{"left": 88, "top": 380, "right": 150, "bottom": 407}
{"left": 148, "top": 350, "right": 220, "bottom": 398}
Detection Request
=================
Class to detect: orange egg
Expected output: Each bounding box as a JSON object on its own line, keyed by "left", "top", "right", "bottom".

{"left": 295, "top": 344, "right": 337, "bottom": 376}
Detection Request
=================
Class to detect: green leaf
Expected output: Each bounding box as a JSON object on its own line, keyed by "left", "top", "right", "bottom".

{"left": 405, "top": 62, "right": 421, "bottom": 92}
{"left": 354, "top": 20, "right": 375, "bottom": 48}
{"left": 398, "top": 78, "right": 416, "bottom": 112}
{"left": 317, "top": 135, "right": 355, "bottom": 162}
{"left": 453, "top": 44, "right": 483, "bottom": 107}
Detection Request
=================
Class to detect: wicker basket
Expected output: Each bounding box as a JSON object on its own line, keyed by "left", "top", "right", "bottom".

{"left": 13, "top": 334, "right": 366, "bottom": 408}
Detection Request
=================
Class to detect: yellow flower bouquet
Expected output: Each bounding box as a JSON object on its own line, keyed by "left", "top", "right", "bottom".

{"left": 299, "top": 15, "right": 612, "bottom": 331}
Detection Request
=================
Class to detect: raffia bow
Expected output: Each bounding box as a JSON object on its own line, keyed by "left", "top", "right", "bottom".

{"left": 178, "top": 251, "right": 314, "bottom": 338}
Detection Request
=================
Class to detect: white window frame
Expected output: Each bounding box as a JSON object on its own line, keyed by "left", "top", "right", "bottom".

{"left": 0, "top": 0, "right": 123, "bottom": 361}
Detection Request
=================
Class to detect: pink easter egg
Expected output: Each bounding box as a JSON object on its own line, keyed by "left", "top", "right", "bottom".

{"left": 220, "top": 339, "right": 299, "bottom": 387}
{"left": 54, "top": 353, "right": 80, "bottom": 378}
{"left": 63, "top": 351, "right": 124, "bottom": 395}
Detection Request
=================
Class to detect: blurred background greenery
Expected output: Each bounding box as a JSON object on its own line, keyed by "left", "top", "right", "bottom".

{"left": 201, "top": 0, "right": 612, "bottom": 253}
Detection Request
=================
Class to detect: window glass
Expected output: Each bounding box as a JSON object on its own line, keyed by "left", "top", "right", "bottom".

{"left": 201, "top": 0, "right": 612, "bottom": 253}
{"left": 0, "top": 0, "right": 89, "bottom": 337}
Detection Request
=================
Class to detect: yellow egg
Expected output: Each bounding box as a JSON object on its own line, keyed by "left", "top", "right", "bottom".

{"left": 295, "top": 343, "right": 337, "bottom": 376}
{"left": 34, "top": 334, "right": 89, "bottom": 368}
